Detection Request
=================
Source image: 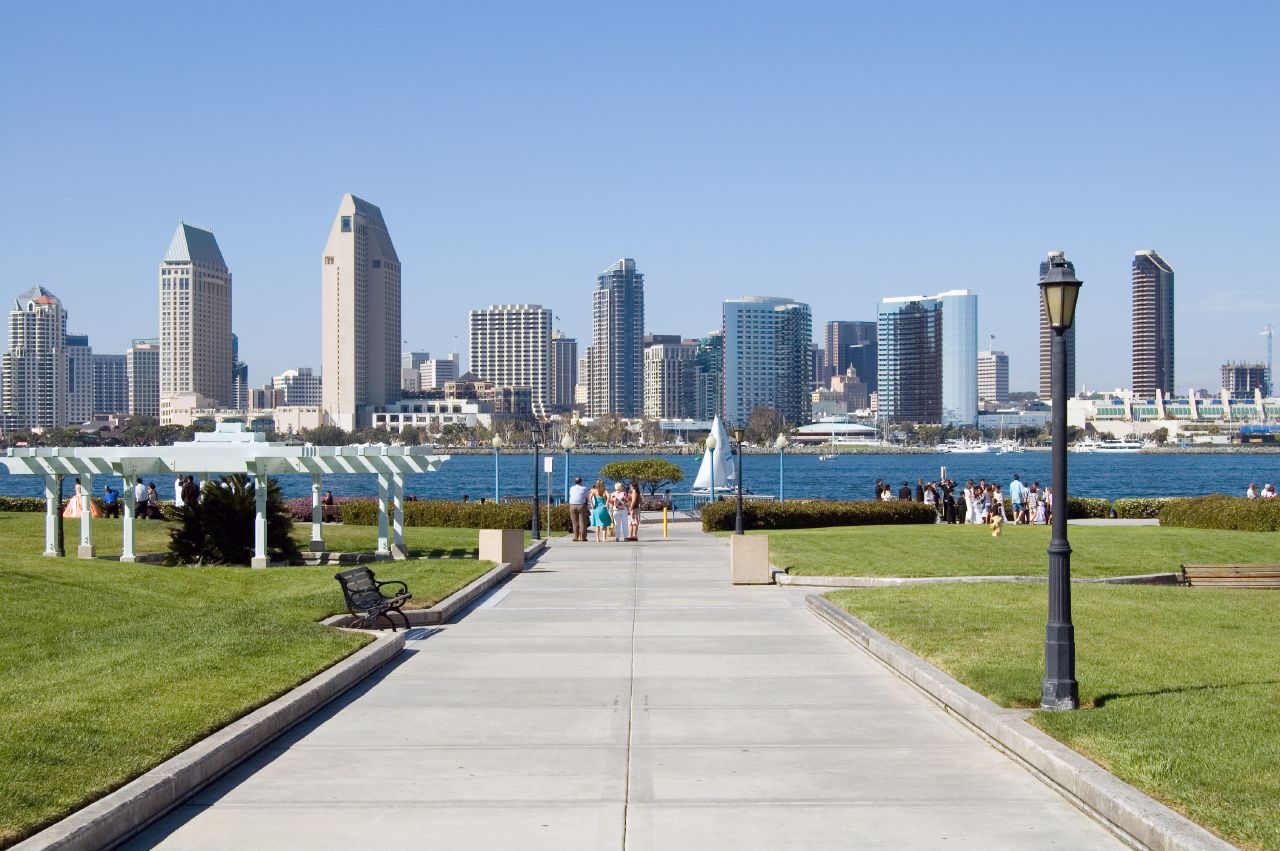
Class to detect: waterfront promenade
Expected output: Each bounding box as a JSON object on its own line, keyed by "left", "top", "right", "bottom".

{"left": 127, "top": 525, "right": 1121, "bottom": 849}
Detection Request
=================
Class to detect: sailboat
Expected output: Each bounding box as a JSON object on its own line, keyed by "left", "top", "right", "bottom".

{"left": 818, "top": 420, "right": 839, "bottom": 461}
{"left": 692, "top": 415, "right": 735, "bottom": 492}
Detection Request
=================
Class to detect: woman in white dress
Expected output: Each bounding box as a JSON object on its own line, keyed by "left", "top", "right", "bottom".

{"left": 611, "top": 482, "right": 630, "bottom": 542}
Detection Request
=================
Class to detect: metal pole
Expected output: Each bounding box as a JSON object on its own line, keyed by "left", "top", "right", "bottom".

{"left": 563, "top": 449, "right": 570, "bottom": 502}
{"left": 532, "top": 444, "right": 541, "bottom": 540}
{"left": 709, "top": 446, "right": 715, "bottom": 506}
{"left": 1042, "top": 326, "right": 1079, "bottom": 710}
{"left": 494, "top": 448, "right": 500, "bottom": 503}
{"left": 734, "top": 433, "right": 744, "bottom": 535}
{"left": 55, "top": 474, "right": 65, "bottom": 557}
{"left": 778, "top": 448, "right": 785, "bottom": 504}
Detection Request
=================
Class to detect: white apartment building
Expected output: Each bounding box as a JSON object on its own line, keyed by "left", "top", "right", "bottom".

{"left": 93, "top": 353, "right": 129, "bottom": 415}
{"left": 272, "top": 367, "right": 322, "bottom": 407}
{"left": 321, "top": 194, "right": 402, "bottom": 431}
{"left": 2, "top": 286, "right": 68, "bottom": 430}
{"left": 978, "top": 350, "right": 1009, "bottom": 407}
{"left": 468, "top": 304, "right": 551, "bottom": 417}
{"left": 419, "top": 353, "right": 459, "bottom": 390}
{"left": 643, "top": 340, "right": 696, "bottom": 418}
{"left": 127, "top": 338, "right": 161, "bottom": 419}
{"left": 65, "top": 334, "right": 94, "bottom": 426}
{"left": 159, "top": 223, "right": 233, "bottom": 419}
{"left": 371, "top": 399, "right": 489, "bottom": 433}
{"left": 722, "top": 296, "right": 813, "bottom": 427}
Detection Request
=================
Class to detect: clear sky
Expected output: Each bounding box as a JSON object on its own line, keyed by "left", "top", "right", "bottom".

{"left": 2, "top": 1, "right": 1276, "bottom": 394}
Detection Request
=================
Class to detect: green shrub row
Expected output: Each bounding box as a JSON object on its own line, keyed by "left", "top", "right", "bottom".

{"left": 1158, "top": 495, "right": 1280, "bottom": 532}
{"left": 340, "top": 498, "right": 574, "bottom": 532}
{"left": 0, "top": 496, "right": 47, "bottom": 512}
{"left": 1066, "top": 497, "right": 1113, "bottom": 519}
{"left": 1112, "top": 497, "right": 1180, "bottom": 519}
{"left": 701, "top": 499, "right": 937, "bottom": 532}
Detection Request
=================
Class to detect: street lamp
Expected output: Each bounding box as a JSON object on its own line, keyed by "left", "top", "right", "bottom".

{"left": 531, "top": 440, "right": 541, "bottom": 540}
{"left": 1039, "top": 250, "right": 1083, "bottom": 711}
{"left": 734, "top": 429, "right": 745, "bottom": 535}
{"left": 561, "top": 433, "right": 574, "bottom": 501}
{"left": 491, "top": 434, "right": 504, "bottom": 503}
{"left": 774, "top": 432, "right": 789, "bottom": 503}
{"left": 705, "top": 434, "right": 717, "bottom": 504}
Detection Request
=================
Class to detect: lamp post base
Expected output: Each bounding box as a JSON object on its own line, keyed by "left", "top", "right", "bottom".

{"left": 1040, "top": 680, "right": 1079, "bottom": 711}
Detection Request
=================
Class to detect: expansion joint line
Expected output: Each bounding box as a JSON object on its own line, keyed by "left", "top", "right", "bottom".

{"left": 622, "top": 542, "right": 641, "bottom": 849}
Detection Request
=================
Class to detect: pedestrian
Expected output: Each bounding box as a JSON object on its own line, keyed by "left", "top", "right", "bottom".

{"left": 181, "top": 475, "right": 199, "bottom": 508}
{"left": 897, "top": 481, "right": 912, "bottom": 501}
{"left": 942, "top": 480, "right": 957, "bottom": 524}
{"left": 1263, "top": 484, "right": 1277, "bottom": 499}
{"left": 102, "top": 485, "right": 120, "bottom": 518}
{"left": 611, "top": 482, "right": 630, "bottom": 542}
{"left": 146, "top": 482, "right": 161, "bottom": 519}
{"left": 962, "top": 480, "right": 977, "bottom": 524}
{"left": 1044, "top": 485, "right": 1054, "bottom": 523}
{"left": 1245, "top": 483, "right": 1258, "bottom": 499}
{"left": 628, "top": 481, "right": 642, "bottom": 541}
{"left": 923, "top": 481, "right": 938, "bottom": 521}
{"left": 915, "top": 478, "right": 925, "bottom": 503}
{"left": 1009, "top": 474, "right": 1026, "bottom": 524}
{"left": 174, "top": 476, "right": 185, "bottom": 509}
{"left": 993, "top": 483, "right": 1008, "bottom": 522}
{"left": 590, "top": 480, "right": 612, "bottom": 542}
{"left": 874, "top": 478, "right": 884, "bottom": 499}
{"left": 568, "top": 476, "right": 589, "bottom": 541}
{"left": 134, "top": 478, "right": 149, "bottom": 520}
{"left": 462, "top": 494, "right": 470, "bottom": 504}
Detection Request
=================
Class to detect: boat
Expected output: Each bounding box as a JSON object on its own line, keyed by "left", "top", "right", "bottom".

{"left": 1070, "top": 438, "right": 1147, "bottom": 453}
{"left": 692, "top": 415, "right": 736, "bottom": 492}
{"left": 937, "top": 439, "right": 998, "bottom": 454}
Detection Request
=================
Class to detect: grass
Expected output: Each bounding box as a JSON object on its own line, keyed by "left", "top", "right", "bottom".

{"left": 827, "top": 584, "right": 1280, "bottom": 850}
{"left": 765, "top": 523, "right": 1280, "bottom": 578}
{"left": 0, "top": 513, "right": 494, "bottom": 846}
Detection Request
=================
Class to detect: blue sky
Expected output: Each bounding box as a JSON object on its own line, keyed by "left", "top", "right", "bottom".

{"left": 2, "top": 1, "right": 1276, "bottom": 393}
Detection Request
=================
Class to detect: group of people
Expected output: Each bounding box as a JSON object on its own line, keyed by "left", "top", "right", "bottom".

{"left": 566, "top": 477, "right": 644, "bottom": 542}
{"left": 1245, "top": 483, "right": 1277, "bottom": 499}
{"left": 873, "top": 474, "right": 1053, "bottom": 526}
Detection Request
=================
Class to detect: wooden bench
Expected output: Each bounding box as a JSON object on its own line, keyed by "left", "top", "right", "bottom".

{"left": 1182, "top": 564, "right": 1280, "bottom": 589}
{"left": 334, "top": 567, "right": 413, "bottom": 630}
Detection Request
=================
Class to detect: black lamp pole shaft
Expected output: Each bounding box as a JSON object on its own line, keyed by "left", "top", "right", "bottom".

{"left": 532, "top": 444, "right": 541, "bottom": 540}
{"left": 734, "top": 436, "right": 744, "bottom": 535}
{"left": 55, "top": 474, "right": 65, "bottom": 557}
{"left": 1042, "top": 327, "right": 1079, "bottom": 710}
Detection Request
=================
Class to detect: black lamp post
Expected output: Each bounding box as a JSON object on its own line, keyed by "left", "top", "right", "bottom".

{"left": 55, "top": 474, "right": 66, "bottom": 557}
{"left": 1040, "top": 251, "right": 1083, "bottom": 711}
{"left": 734, "top": 429, "right": 745, "bottom": 535}
{"left": 531, "top": 441, "right": 541, "bottom": 540}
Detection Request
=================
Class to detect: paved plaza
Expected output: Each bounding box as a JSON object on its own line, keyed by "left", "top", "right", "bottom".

{"left": 127, "top": 525, "right": 1123, "bottom": 850}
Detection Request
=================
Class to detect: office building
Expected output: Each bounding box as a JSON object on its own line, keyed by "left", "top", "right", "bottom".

{"left": 1039, "top": 251, "right": 1078, "bottom": 401}
{"left": 420, "top": 354, "right": 459, "bottom": 390}
{"left": 231, "top": 334, "right": 249, "bottom": 410}
{"left": 589, "top": 258, "right": 645, "bottom": 417}
{"left": 469, "top": 304, "right": 552, "bottom": 416}
{"left": 127, "top": 338, "right": 161, "bottom": 419}
{"left": 644, "top": 338, "right": 696, "bottom": 419}
{"left": 1222, "top": 362, "right": 1269, "bottom": 399}
{"left": 848, "top": 340, "right": 878, "bottom": 393}
{"left": 272, "top": 367, "right": 323, "bottom": 407}
{"left": 978, "top": 350, "right": 1010, "bottom": 407}
{"left": 550, "top": 331, "right": 578, "bottom": 411}
{"left": 692, "top": 332, "right": 724, "bottom": 421}
{"left": 825, "top": 320, "right": 876, "bottom": 384}
{"left": 2, "top": 286, "right": 68, "bottom": 430}
{"left": 321, "top": 194, "right": 402, "bottom": 431}
{"left": 401, "top": 351, "right": 430, "bottom": 394}
{"left": 722, "top": 297, "right": 812, "bottom": 427}
{"left": 160, "top": 223, "right": 233, "bottom": 411}
{"left": 877, "top": 290, "right": 977, "bottom": 425}
{"left": 1132, "top": 249, "right": 1175, "bottom": 397}
{"left": 92, "top": 353, "right": 129, "bottom": 415}
{"left": 65, "top": 334, "right": 93, "bottom": 425}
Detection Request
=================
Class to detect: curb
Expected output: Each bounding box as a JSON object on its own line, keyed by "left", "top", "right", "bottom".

{"left": 777, "top": 572, "right": 1181, "bottom": 588}
{"left": 806, "top": 594, "right": 1234, "bottom": 851}
{"left": 15, "top": 630, "right": 404, "bottom": 851}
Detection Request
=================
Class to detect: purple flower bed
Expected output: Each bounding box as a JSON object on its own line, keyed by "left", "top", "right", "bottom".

{"left": 284, "top": 496, "right": 366, "bottom": 523}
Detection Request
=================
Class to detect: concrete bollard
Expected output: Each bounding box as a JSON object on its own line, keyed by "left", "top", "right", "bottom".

{"left": 480, "top": 529, "right": 525, "bottom": 573}
{"left": 730, "top": 534, "right": 771, "bottom": 584}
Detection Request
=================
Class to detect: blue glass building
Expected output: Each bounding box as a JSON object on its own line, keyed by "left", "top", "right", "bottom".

{"left": 877, "top": 290, "right": 977, "bottom": 425}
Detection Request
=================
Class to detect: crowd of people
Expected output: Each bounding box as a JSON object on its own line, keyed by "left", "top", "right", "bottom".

{"left": 1245, "top": 483, "right": 1277, "bottom": 499}
{"left": 566, "top": 476, "right": 645, "bottom": 542}
{"left": 873, "top": 474, "right": 1055, "bottom": 527}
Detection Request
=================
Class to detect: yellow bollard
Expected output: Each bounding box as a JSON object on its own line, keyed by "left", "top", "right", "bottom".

{"left": 663, "top": 506, "right": 669, "bottom": 539}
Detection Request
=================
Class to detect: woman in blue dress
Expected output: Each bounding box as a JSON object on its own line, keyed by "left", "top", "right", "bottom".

{"left": 590, "top": 480, "right": 612, "bottom": 542}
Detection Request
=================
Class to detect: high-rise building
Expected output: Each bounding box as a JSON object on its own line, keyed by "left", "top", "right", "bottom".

{"left": 469, "top": 304, "right": 552, "bottom": 417}
{"left": 322, "top": 194, "right": 402, "bottom": 431}
{"left": 401, "top": 351, "right": 430, "bottom": 394}
{"left": 643, "top": 339, "right": 696, "bottom": 419}
{"left": 722, "top": 297, "right": 812, "bottom": 427}
{"left": 977, "top": 350, "right": 1010, "bottom": 407}
{"left": 272, "top": 367, "right": 323, "bottom": 406}
{"left": 160, "top": 223, "right": 233, "bottom": 410}
{"left": 127, "top": 338, "right": 161, "bottom": 419}
{"left": 92, "top": 353, "right": 129, "bottom": 415}
{"left": 825, "top": 320, "right": 876, "bottom": 383}
{"left": 1222, "top": 362, "right": 1269, "bottom": 399}
{"left": 1039, "top": 251, "right": 1077, "bottom": 401}
{"left": 589, "top": 258, "right": 645, "bottom": 417}
{"left": 848, "top": 341, "right": 878, "bottom": 393}
{"left": 231, "top": 333, "right": 249, "bottom": 410}
{"left": 2, "top": 286, "right": 68, "bottom": 430}
{"left": 1132, "top": 249, "right": 1175, "bottom": 397}
{"left": 877, "top": 290, "right": 977, "bottom": 425}
{"left": 65, "top": 334, "right": 93, "bottom": 425}
{"left": 550, "top": 332, "right": 578, "bottom": 411}
{"left": 808, "top": 344, "right": 825, "bottom": 392}
{"left": 419, "top": 354, "right": 459, "bottom": 390}
{"left": 692, "top": 332, "right": 723, "bottom": 421}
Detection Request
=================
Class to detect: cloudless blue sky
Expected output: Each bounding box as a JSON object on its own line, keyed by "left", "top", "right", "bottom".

{"left": 2, "top": 1, "right": 1276, "bottom": 392}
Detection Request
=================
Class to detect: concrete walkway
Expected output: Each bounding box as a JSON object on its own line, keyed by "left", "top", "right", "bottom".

{"left": 128, "top": 525, "right": 1122, "bottom": 850}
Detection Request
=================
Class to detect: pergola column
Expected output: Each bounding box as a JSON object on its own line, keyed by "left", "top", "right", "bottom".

{"left": 121, "top": 473, "right": 136, "bottom": 562}
{"left": 251, "top": 465, "right": 269, "bottom": 568}
{"left": 375, "top": 472, "right": 391, "bottom": 560}
{"left": 391, "top": 471, "right": 406, "bottom": 560}
{"left": 78, "top": 473, "right": 96, "bottom": 558}
{"left": 310, "top": 472, "right": 325, "bottom": 552}
{"left": 43, "top": 474, "right": 61, "bottom": 557}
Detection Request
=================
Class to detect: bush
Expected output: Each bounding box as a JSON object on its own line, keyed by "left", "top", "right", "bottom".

{"left": 1113, "top": 497, "right": 1182, "bottom": 519}
{"left": 283, "top": 496, "right": 362, "bottom": 523}
{"left": 1159, "top": 494, "right": 1280, "bottom": 532}
{"left": 340, "top": 498, "right": 573, "bottom": 532}
{"left": 0, "top": 496, "right": 48, "bottom": 512}
{"left": 1067, "top": 497, "right": 1113, "bottom": 519}
{"left": 701, "top": 499, "right": 937, "bottom": 532}
{"left": 166, "top": 475, "right": 301, "bottom": 565}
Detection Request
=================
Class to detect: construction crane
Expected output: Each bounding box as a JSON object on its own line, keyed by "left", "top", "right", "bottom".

{"left": 1264, "top": 325, "right": 1274, "bottom": 394}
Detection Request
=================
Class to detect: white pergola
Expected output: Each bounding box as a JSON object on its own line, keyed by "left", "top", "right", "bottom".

{"left": 0, "top": 424, "right": 449, "bottom": 567}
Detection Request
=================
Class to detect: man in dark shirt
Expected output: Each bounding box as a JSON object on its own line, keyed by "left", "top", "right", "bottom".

{"left": 180, "top": 475, "right": 200, "bottom": 508}
{"left": 915, "top": 478, "right": 925, "bottom": 502}
{"left": 897, "top": 481, "right": 912, "bottom": 501}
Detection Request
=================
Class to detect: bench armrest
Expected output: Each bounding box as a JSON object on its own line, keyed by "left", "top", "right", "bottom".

{"left": 376, "top": 579, "right": 409, "bottom": 597}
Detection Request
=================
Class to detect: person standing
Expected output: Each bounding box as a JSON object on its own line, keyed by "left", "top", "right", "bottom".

{"left": 568, "top": 476, "right": 589, "bottom": 541}
{"left": 590, "top": 480, "right": 612, "bottom": 542}
{"left": 102, "top": 485, "right": 120, "bottom": 518}
{"left": 942, "top": 480, "right": 957, "bottom": 524}
{"left": 1009, "top": 474, "right": 1026, "bottom": 524}
{"left": 1246, "top": 483, "right": 1259, "bottom": 499}
{"left": 174, "top": 476, "right": 185, "bottom": 509}
{"left": 134, "top": 478, "right": 149, "bottom": 520}
{"left": 611, "top": 482, "right": 630, "bottom": 542}
{"left": 874, "top": 479, "right": 884, "bottom": 499}
{"left": 915, "top": 478, "right": 925, "bottom": 502}
{"left": 181, "top": 475, "right": 200, "bottom": 508}
{"left": 627, "top": 481, "right": 642, "bottom": 541}
{"left": 897, "top": 481, "right": 912, "bottom": 501}
{"left": 146, "top": 482, "right": 161, "bottom": 519}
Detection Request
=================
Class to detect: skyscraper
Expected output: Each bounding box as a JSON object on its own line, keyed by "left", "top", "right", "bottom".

{"left": 92, "top": 353, "right": 129, "bottom": 415}
{"left": 643, "top": 338, "right": 696, "bottom": 419}
{"left": 420, "top": 354, "right": 459, "bottom": 390}
{"left": 692, "top": 332, "right": 724, "bottom": 421}
{"left": 65, "top": 334, "right": 93, "bottom": 425}
{"left": 824, "top": 320, "right": 876, "bottom": 382}
{"left": 2, "top": 286, "right": 68, "bottom": 430}
{"left": 977, "top": 350, "right": 1009, "bottom": 407}
{"left": 550, "top": 331, "right": 578, "bottom": 411}
{"left": 1039, "top": 251, "right": 1076, "bottom": 401}
{"left": 231, "top": 333, "right": 249, "bottom": 410}
{"left": 1132, "top": 249, "right": 1175, "bottom": 397}
{"left": 160, "top": 223, "right": 232, "bottom": 408}
{"left": 1221, "top": 362, "right": 1269, "bottom": 399}
{"left": 127, "top": 338, "right": 160, "bottom": 419}
{"left": 589, "top": 258, "right": 645, "bottom": 417}
{"left": 401, "top": 351, "right": 430, "bottom": 394}
{"left": 469, "top": 304, "right": 552, "bottom": 417}
{"left": 722, "top": 296, "right": 812, "bottom": 427}
{"left": 877, "top": 290, "right": 977, "bottom": 425}
{"left": 272, "top": 367, "right": 323, "bottom": 406}
{"left": 322, "top": 194, "right": 402, "bottom": 431}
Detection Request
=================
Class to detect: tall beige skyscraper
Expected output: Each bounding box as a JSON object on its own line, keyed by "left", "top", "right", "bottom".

{"left": 322, "top": 194, "right": 402, "bottom": 431}
{"left": 159, "top": 224, "right": 232, "bottom": 408}
{"left": 2, "top": 286, "right": 68, "bottom": 429}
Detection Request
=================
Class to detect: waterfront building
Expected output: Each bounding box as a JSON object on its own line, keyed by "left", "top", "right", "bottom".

{"left": 643, "top": 338, "right": 696, "bottom": 419}
{"left": 401, "top": 351, "right": 430, "bottom": 394}
{"left": 1222, "top": 361, "right": 1269, "bottom": 399}
{"left": 272, "top": 367, "right": 323, "bottom": 407}
{"left": 722, "top": 296, "right": 812, "bottom": 428}
{"left": 978, "top": 350, "right": 1009, "bottom": 408}
{"left": 126, "top": 338, "right": 160, "bottom": 419}
{"left": 469, "top": 304, "right": 552, "bottom": 417}
{"left": 321, "top": 194, "right": 402, "bottom": 431}
{"left": 824, "top": 320, "right": 876, "bottom": 386}
{"left": 1039, "top": 251, "right": 1077, "bottom": 401}
{"left": 160, "top": 223, "right": 233, "bottom": 415}
{"left": 877, "top": 290, "right": 977, "bottom": 425}
{"left": 65, "top": 334, "right": 93, "bottom": 426}
{"left": 1068, "top": 389, "right": 1280, "bottom": 441}
{"left": 589, "top": 258, "right": 645, "bottom": 418}
{"left": 92, "top": 353, "right": 129, "bottom": 416}
{"left": 2, "top": 286, "right": 68, "bottom": 430}
{"left": 1132, "top": 249, "right": 1175, "bottom": 397}
{"left": 550, "top": 332, "right": 578, "bottom": 411}
{"left": 371, "top": 398, "right": 490, "bottom": 433}
{"left": 692, "top": 332, "right": 724, "bottom": 421}
{"left": 419, "top": 354, "right": 459, "bottom": 390}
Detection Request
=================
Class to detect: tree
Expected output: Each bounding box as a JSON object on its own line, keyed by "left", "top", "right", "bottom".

{"left": 640, "top": 418, "right": 665, "bottom": 446}
{"left": 298, "top": 424, "right": 351, "bottom": 446}
{"left": 166, "top": 475, "right": 301, "bottom": 566}
{"left": 599, "top": 459, "right": 685, "bottom": 495}
{"left": 589, "top": 413, "right": 627, "bottom": 446}
{"left": 744, "top": 407, "right": 785, "bottom": 445}
{"left": 399, "top": 425, "right": 423, "bottom": 446}
{"left": 1150, "top": 427, "right": 1169, "bottom": 445}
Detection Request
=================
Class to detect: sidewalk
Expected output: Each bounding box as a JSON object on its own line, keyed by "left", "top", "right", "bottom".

{"left": 127, "top": 525, "right": 1122, "bottom": 850}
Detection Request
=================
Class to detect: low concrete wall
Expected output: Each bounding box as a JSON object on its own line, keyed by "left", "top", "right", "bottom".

{"left": 777, "top": 572, "right": 1181, "bottom": 588}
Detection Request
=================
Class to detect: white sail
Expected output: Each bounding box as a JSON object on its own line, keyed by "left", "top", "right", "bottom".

{"left": 692, "top": 415, "right": 735, "bottom": 491}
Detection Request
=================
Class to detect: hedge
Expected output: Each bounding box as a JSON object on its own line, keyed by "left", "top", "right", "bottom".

{"left": 0, "top": 496, "right": 47, "bottom": 512}
{"left": 1158, "top": 494, "right": 1280, "bottom": 532}
{"left": 339, "top": 498, "right": 573, "bottom": 532}
{"left": 1112, "top": 497, "right": 1182, "bottom": 519}
{"left": 701, "top": 499, "right": 937, "bottom": 532}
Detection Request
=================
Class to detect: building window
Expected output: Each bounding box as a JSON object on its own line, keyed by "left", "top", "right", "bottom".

{"left": 341, "top": 216, "right": 352, "bottom": 232}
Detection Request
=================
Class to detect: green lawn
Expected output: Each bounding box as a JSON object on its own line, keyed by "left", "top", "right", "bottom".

{"left": 0, "top": 513, "right": 494, "bottom": 846}
{"left": 767, "top": 524, "right": 1280, "bottom": 578}
{"left": 827, "top": 584, "right": 1280, "bottom": 850}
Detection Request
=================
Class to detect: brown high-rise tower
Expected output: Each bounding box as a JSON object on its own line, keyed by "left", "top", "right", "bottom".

{"left": 1131, "top": 250, "right": 1175, "bottom": 397}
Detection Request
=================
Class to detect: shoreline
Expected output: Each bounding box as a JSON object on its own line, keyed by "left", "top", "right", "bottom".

{"left": 420, "top": 444, "right": 1280, "bottom": 456}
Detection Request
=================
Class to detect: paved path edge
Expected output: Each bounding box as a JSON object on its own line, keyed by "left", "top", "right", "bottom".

{"left": 777, "top": 572, "right": 1181, "bottom": 587}
{"left": 806, "top": 594, "right": 1236, "bottom": 851}
{"left": 14, "top": 630, "right": 406, "bottom": 851}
